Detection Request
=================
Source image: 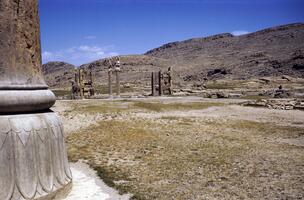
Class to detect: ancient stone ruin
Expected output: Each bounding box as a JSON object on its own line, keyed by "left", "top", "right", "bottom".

{"left": 71, "top": 68, "right": 95, "bottom": 99}
{"left": 151, "top": 67, "right": 173, "bottom": 96}
{"left": 105, "top": 56, "right": 121, "bottom": 98}
{"left": 0, "top": 0, "right": 72, "bottom": 199}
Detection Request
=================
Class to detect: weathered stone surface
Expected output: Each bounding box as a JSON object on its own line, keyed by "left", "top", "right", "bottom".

{"left": 0, "top": 90, "right": 56, "bottom": 113}
{"left": 0, "top": 112, "right": 72, "bottom": 200}
{"left": 0, "top": 1, "right": 72, "bottom": 200}
{"left": 243, "top": 99, "right": 304, "bottom": 110}
{"left": 0, "top": 0, "right": 56, "bottom": 113}
{"left": 0, "top": 0, "right": 46, "bottom": 88}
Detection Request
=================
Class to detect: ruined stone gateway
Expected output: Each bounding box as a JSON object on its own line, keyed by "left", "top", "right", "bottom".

{"left": 0, "top": 0, "right": 72, "bottom": 199}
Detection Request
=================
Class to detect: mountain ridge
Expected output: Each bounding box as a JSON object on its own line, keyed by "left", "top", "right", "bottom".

{"left": 43, "top": 23, "right": 304, "bottom": 88}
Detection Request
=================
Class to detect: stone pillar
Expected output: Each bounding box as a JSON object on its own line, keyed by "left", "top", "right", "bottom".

{"left": 0, "top": 1, "right": 72, "bottom": 199}
{"left": 89, "top": 70, "right": 93, "bottom": 84}
{"left": 115, "top": 60, "right": 121, "bottom": 97}
{"left": 151, "top": 72, "right": 155, "bottom": 96}
{"left": 168, "top": 67, "right": 173, "bottom": 95}
{"left": 79, "top": 69, "right": 84, "bottom": 99}
{"left": 75, "top": 71, "right": 79, "bottom": 86}
{"left": 115, "top": 70, "right": 120, "bottom": 96}
{"left": 158, "top": 70, "right": 162, "bottom": 96}
{"left": 89, "top": 70, "right": 94, "bottom": 97}
{"left": 108, "top": 67, "right": 113, "bottom": 97}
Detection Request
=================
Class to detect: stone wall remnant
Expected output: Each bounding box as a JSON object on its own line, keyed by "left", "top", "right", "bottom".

{"left": 151, "top": 67, "right": 173, "bottom": 96}
{"left": 71, "top": 68, "right": 94, "bottom": 99}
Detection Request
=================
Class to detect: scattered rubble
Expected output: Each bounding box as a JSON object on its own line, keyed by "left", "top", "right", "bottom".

{"left": 243, "top": 99, "right": 304, "bottom": 110}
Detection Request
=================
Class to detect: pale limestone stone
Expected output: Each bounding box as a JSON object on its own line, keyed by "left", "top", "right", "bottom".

{"left": 0, "top": 0, "right": 72, "bottom": 199}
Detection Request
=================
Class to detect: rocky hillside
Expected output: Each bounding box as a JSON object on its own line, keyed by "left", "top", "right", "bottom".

{"left": 42, "top": 62, "right": 75, "bottom": 88}
{"left": 43, "top": 23, "right": 304, "bottom": 88}
{"left": 80, "top": 55, "right": 171, "bottom": 85}
{"left": 146, "top": 23, "right": 304, "bottom": 81}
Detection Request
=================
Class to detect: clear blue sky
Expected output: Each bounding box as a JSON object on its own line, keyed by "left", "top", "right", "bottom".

{"left": 40, "top": 0, "right": 304, "bottom": 66}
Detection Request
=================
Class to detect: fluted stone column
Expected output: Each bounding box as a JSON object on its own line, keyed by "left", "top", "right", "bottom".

{"left": 115, "top": 60, "right": 121, "bottom": 97}
{"left": 151, "top": 72, "right": 155, "bottom": 96}
{"left": 0, "top": 1, "right": 72, "bottom": 200}
{"left": 108, "top": 66, "right": 113, "bottom": 98}
{"left": 158, "top": 70, "right": 162, "bottom": 96}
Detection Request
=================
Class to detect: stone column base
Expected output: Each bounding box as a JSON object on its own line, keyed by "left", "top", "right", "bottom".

{"left": 36, "top": 182, "right": 73, "bottom": 200}
{"left": 0, "top": 112, "right": 72, "bottom": 200}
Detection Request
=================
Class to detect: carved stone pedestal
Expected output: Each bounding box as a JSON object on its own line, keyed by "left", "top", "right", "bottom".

{"left": 0, "top": 112, "right": 72, "bottom": 200}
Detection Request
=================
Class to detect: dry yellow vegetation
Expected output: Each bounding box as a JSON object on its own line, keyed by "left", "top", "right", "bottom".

{"left": 55, "top": 98, "right": 304, "bottom": 200}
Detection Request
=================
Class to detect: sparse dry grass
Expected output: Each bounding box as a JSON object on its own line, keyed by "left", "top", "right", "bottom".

{"left": 73, "top": 101, "right": 225, "bottom": 114}
{"left": 95, "top": 85, "right": 135, "bottom": 94}
{"left": 65, "top": 99, "right": 304, "bottom": 200}
{"left": 133, "top": 101, "right": 225, "bottom": 112}
{"left": 78, "top": 104, "right": 129, "bottom": 114}
{"left": 52, "top": 89, "right": 71, "bottom": 98}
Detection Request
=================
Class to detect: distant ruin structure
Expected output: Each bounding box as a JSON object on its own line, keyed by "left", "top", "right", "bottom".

{"left": 72, "top": 68, "right": 95, "bottom": 99}
{"left": 106, "top": 57, "right": 121, "bottom": 97}
{"left": 151, "top": 67, "right": 173, "bottom": 96}
{"left": 0, "top": 0, "right": 72, "bottom": 199}
{"left": 151, "top": 72, "right": 156, "bottom": 96}
{"left": 115, "top": 60, "right": 121, "bottom": 96}
{"left": 108, "top": 66, "right": 113, "bottom": 97}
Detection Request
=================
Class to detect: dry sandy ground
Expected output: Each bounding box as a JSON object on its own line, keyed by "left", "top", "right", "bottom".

{"left": 52, "top": 97, "right": 304, "bottom": 200}
{"left": 52, "top": 97, "right": 246, "bottom": 134}
{"left": 53, "top": 97, "right": 304, "bottom": 137}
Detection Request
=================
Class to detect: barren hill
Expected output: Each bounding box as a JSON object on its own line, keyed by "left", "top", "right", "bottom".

{"left": 146, "top": 23, "right": 304, "bottom": 81}
{"left": 42, "top": 23, "right": 304, "bottom": 88}
{"left": 42, "top": 62, "right": 75, "bottom": 88}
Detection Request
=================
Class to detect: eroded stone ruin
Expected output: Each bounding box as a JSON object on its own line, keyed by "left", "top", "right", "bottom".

{"left": 105, "top": 56, "right": 121, "bottom": 97}
{"left": 71, "top": 68, "right": 95, "bottom": 99}
{"left": 151, "top": 67, "right": 173, "bottom": 96}
{"left": 0, "top": 0, "right": 72, "bottom": 199}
